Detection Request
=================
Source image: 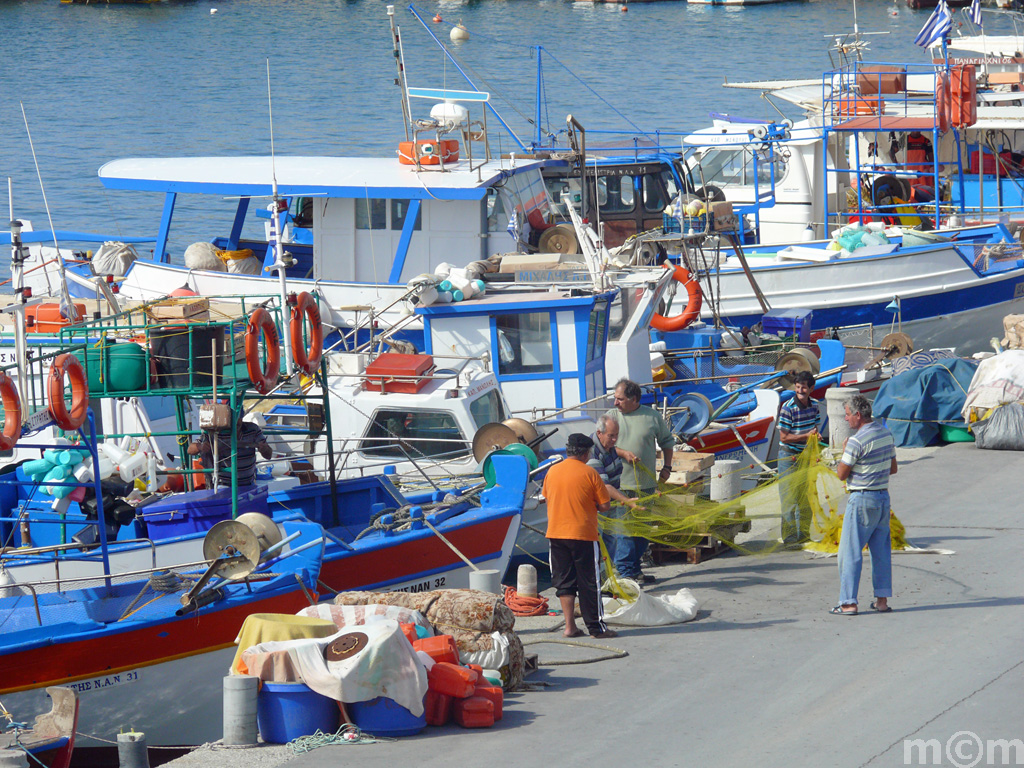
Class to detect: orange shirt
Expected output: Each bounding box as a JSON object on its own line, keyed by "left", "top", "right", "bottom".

{"left": 542, "top": 457, "right": 611, "bottom": 542}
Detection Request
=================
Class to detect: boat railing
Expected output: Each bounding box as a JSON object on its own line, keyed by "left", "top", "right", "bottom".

{"left": 0, "top": 537, "right": 160, "bottom": 591}
{"left": 2, "top": 558, "right": 212, "bottom": 628}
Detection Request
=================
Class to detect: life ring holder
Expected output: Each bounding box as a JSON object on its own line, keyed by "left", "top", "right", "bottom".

{"left": 650, "top": 263, "right": 703, "bottom": 332}
{"left": 245, "top": 307, "right": 281, "bottom": 395}
{"left": 290, "top": 292, "right": 324, "bottom": 376}
{"left": 0, "top": 371, "right": 22, "bottom": 449}
{"left": 48, "top": 354, "right": 89, "bottom": 432}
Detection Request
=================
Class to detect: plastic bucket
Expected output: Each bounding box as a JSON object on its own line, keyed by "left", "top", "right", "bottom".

{"left": 256, "top": 682, "right": 339, "bottom": 744}
{"left": 347, "top": 697, "right": 426, "bottom": 737}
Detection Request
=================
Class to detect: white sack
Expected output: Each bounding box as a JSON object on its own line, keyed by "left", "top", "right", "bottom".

{"left": 601, "top": 579, "right": 701, "bottom": 626}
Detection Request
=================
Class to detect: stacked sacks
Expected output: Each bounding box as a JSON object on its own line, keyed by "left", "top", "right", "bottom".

{"left": 333, "top": 589, "right": 525, "bottom": 690}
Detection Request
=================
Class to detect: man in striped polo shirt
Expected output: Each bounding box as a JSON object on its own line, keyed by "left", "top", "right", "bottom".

{"left": 587, "top": 414, "right": 638, "bottom": 578}
{"left": 777, "top": 371, "right": 821, "bottom": 545}
{"left": 831, "top": 395, "right": 898, "bottom": 616}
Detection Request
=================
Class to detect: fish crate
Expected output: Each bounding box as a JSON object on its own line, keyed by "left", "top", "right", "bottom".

{"left": 681, "top": 213, "right": 712, "bottom": 232}
{"left": 662, "top": 213, "right": 682, "bottom": 234}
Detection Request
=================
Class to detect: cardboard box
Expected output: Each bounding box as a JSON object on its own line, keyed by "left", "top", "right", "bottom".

{"left": 857, "top": 66, "right": 906, "bottom": 95}
{"left": 149, "top": 298, "right": 210, "bottom": 320}
{"left": 671, "top": 452, "right": 716, "bottom": 472}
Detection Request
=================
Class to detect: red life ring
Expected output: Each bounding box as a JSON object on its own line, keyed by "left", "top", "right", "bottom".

{"left": 48, "top": 354, "right": 89, "bottom": 431}
{"left": 245, "top": 307, "right": 281, "bottom": 394}
{"left": 290, "top": 292, "right": 324, "bottom": 376}
{"left": 0, "top": 371, "right": 22, "bottom": 449}
{"left": 650, "top": 263, "right": 703, "bottom": 332}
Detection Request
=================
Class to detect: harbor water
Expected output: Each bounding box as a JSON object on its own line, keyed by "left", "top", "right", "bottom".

{"left": 0, "top": 0, "right": 974, "bottom": 266}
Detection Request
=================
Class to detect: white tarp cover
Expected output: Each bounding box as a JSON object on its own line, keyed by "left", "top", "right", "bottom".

{"left": 240, "top": 620, "right": 428, "bottom": 716}
{"left": 961, "top": 350, "right": 1024, "bottom": 420}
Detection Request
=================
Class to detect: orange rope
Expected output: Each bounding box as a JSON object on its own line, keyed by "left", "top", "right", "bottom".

{"left": 503, "top": 585, "right": 549, "bottom": 617}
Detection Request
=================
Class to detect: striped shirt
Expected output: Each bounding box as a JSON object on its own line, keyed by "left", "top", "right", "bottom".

{"left": 778, "top": 397, "right": 821, "bottom": 455}
{"left": 586, "top": 432, "right": 623, "bottom": 489}
{"left": 840, "top": 421, "right": 896, "bottom": 491}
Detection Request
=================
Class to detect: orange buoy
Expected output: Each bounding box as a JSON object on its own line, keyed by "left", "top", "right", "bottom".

{"left": 433, "top": 13, "right": 442, "bottom": 22}
{"left": 0, "top": 372, "right": 22, "bottom": 450}
{"left": 650, "top": 263, "right": 703, "bottom": 332}
{"left": 48, "top": 354, "right": 89, "bottom": 431}
{"left": 245, "top": 307, "right": 281, "bottom": 395}
{"left": 290, "top": 292, "right": 324, "bottom": 376}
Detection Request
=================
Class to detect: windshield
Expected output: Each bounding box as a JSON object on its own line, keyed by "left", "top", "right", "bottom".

{"left": 696, "top": 146, "right": 787, "bottom": 188}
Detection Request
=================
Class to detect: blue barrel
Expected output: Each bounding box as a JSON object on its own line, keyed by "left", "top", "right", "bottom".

{"left": 347, "top": 697, "right": 426, "bottom": 737}
{"left": 256, "top": 682, "right": 339, "bottom": 744}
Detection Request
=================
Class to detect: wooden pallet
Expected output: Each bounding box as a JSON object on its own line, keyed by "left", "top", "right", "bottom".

{"left": 649, "top": 518, "right": 752, "bottom": 565}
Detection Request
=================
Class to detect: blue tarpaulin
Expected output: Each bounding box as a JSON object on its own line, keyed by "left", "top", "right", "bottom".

{"left": 872, "top": 359, "right": 980, "bottom": 447}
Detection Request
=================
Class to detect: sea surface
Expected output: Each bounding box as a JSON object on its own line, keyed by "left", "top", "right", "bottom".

{"left": 0, "top": 0, "right": 994, "bottom": 264}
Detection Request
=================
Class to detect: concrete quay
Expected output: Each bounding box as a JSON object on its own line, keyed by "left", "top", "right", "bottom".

{"left": 165, "top": 442, "right": 1024, "bottom": 768}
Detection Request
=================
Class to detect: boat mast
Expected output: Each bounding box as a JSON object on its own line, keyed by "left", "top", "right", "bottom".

{"left": 535, "top": 46, "right": 544, "bottom": 150}
{"left": 266, "top": 61, "right": 295, "bottom": 377}
{"left": 388, "top": 5, "right": 413, "bottom": 143}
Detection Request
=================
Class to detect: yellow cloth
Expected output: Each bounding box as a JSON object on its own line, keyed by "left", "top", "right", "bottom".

{"left": 230, "top": 613, "right": 336, "bottom": 674}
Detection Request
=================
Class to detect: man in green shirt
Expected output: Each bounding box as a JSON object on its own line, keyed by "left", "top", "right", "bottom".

{"left": 607, "top": 378, "right": 675, "bottom": 583}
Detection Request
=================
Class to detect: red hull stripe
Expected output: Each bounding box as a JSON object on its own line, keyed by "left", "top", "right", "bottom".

{"left": 688, "top": 417, "right": 773, "bottom": 453}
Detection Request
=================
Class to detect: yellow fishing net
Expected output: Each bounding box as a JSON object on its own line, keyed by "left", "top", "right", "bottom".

{"left": 597, "top": 439, "right": 907, "bottom": 584}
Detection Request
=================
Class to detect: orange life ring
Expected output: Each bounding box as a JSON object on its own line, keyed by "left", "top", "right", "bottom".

{"left": 48, "top": 354, "right": 89, "bottom": 431}
{"left": 0, "top": 372, "right": 22, "bottom": 450}
{"left": 651, "top": 263, "right": 703, "bottom": 332}
{"left": 245, "top": 307, "right": 281, "bottom": 394}
{"left": 290, "top": 292, "right": 324, "bottom": 376}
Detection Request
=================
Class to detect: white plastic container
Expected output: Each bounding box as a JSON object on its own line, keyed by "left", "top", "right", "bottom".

{"left": 118, "top": 452, "right": 148, "bottom": 483}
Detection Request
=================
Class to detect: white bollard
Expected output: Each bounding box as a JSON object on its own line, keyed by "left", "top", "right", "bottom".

{"left": 709, "top": 459, "right": 743, "bottom": 502}
{"left": 825, "top": 387, "right": 859, "bottom": 452}
{"left": 0, "top": 749, "right": 29, "bottom": 767}
{"left": 516, "top": 564, "right": 538, "bottom": 598}
{"left": 117, "top": 731, "right": 150, "bottom": 768}
{"left": 469, "top": 568, "right": 502, "bottom": 595}
{"left": 223, "top": 675, "right": 259, "bottom": 746}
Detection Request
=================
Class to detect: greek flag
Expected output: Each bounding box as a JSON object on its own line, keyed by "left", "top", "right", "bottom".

{"left": 914, "top": 0, "right": 952, "bottom": 47}
{"left": 507, "top": 211, "right": 520, "bottom": 243}
{"left": 969, "top": 0, "right": 982, "bottom": 27}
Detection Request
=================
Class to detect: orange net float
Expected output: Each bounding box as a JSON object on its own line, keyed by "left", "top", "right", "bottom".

{"left": 290, "top": 292, "right": 324, "bottom": 376}
{"left": 650, "top": 262, "right": 703, "bottom": 332}
{"left": 48, "top": 354, "right": 89, "bottom": 432}
{"left": 0, "top": 371, "right": 22, "bottom": 450}
{"left": 245, "top": 307, "right": 281, "bottom": 395}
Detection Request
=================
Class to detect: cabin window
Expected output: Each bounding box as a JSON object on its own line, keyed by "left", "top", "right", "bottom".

{"left": 596, "top": 175, "right": 636, "bottom": 214}
{"left": 586, "top": 304, "right": 608, "bottom": 363}
{"left": 642, "top": 173, "right": 669, "bottom": 213}
{"left": 495, "top": 312, "right": 553, "bottom": 375}
{"left": 391, "top": 200, "right": 422, "bottom": 231}
{"left": 359, "top": 409, "right": 466, "bottom": 459}
{"left": 608, "top": 287, "right": 644, "bottom": 342}
{"left": 355, "top": 198, "right": 387, "bottom": 230}
{"left": 470, "top": 389, "right": 507, "bottom": 430}
{"left": 697, "top": 147, "right": 787, "bottom": 188}
{"left": 292, "top": 197, "right": 314, "bottom": 229}
{"left": 486, "top": 188, "right": 508, "bottom": 232}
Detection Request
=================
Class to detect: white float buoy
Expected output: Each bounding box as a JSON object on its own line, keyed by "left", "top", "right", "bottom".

{"left": 210, "top": 8, "right": 218, "bottom": 14}
{"left": 450, "top": 22, "right": 469, "bottom": 42}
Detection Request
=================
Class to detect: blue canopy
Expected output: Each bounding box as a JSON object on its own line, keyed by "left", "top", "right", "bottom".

{"left": 872, "top": 359, "right": 979, "bottom": 447}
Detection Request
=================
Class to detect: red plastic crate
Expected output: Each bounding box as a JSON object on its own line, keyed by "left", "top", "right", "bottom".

{"left": 364, "top": 353, "right": 435, "bottom": 393}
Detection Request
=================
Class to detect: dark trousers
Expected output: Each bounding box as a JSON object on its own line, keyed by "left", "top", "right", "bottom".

{"left": 548, "top": 538, "right": 607, "bottom": 634}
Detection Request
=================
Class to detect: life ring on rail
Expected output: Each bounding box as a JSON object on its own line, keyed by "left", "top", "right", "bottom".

{"left": 48, "top": 354, "right": 89, "bottom": 431}
{"left": 0, "top": 372, "right": 22, "bottom": 449}
{"left": 290, "top": 292, "right": 324, "bottom": 376}
{"left": 245, "top": 307, "right": 281, "bottom": 394}
{"left": 650, "top": 263, "right": 703, "bottom": 332}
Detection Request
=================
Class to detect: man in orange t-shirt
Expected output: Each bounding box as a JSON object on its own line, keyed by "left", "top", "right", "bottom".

{"left": 542, "top": 433, "right": 617, "bottom": 639}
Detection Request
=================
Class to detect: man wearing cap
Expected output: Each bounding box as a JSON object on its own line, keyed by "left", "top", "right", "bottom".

{"left": 542, "top": 433, "right": 617, "bottom": 639}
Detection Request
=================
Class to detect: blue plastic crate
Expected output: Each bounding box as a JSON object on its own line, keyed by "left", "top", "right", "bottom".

{"left": 662, "top": 213, "right": 681, "bottom": 234}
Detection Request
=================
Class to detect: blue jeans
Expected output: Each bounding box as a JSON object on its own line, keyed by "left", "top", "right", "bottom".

{"left": 612, "top": 489, "right": 648, "bottom": 579}
{"left": 838, "top": 490, "right": 893, "bottom": 606}
{"left": 778, "top": 452, "right": 810, "bottom": 544}
{"left": 601, "top": 505, "right": 627, "bottom": 577}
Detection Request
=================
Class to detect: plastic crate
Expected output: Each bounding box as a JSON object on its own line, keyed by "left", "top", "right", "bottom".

{"left": 681, "top": 214, "right": 712, "bottom": 232}
{"left": 662, "top": 213, "right": 681, "bottom": 234}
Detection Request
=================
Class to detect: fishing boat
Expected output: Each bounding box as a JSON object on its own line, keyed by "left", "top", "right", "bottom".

{"left": 0, "top": 293, "right": 529, "bottom": 750}
{"left": 0, "top": 687, "right": 78, "bottom": 768}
